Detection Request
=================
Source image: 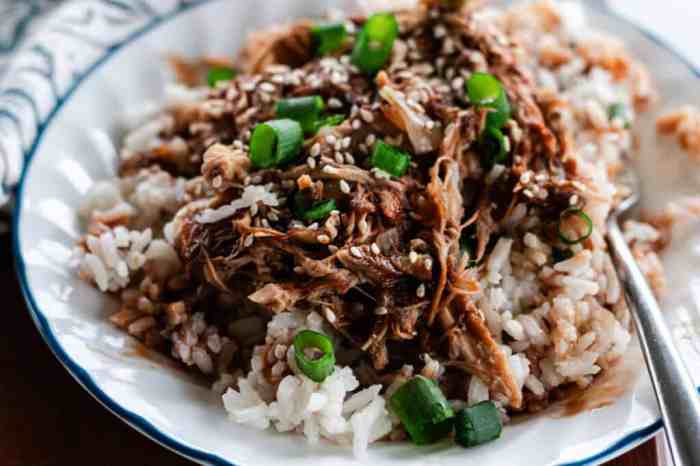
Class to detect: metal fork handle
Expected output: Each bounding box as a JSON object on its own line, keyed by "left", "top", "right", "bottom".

{"left": 607, "top": 219, "right": 700, "bottom": 466}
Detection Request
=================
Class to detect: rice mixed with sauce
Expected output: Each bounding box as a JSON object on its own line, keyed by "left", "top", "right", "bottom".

{"left": 73, "top": 0, "right": 686, "bottom": 458}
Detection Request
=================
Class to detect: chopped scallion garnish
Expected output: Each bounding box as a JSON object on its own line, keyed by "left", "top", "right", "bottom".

{"left": 293, "top": 191, "right": 337, "bottom": 222}
{"left": 480, "top": 126, "right": 509, "bottom": 166}
{"left": 276, "top": 96, "right": 325, "bottom": 134}
{"left": 293, "top": 330, "right": 336, "bottom": 382}
{"left": 370, "top": 140, "right": 411, "bottom": 177}
{"left": 389, "top": 376, "right": 455, "bottom": 445}
{"left": 249, "top": 119, "right": 303, "bottom": 169}
{"left": 303, "top": 199, "right": 337, "bottom": 222}
{"left": 454, "top": 401, "right": 503, "bottom": 448}
{"left": 207, "top": 66, "right": 236, "bottom": 87}
{"left": 608, "top": 102, "right": 631, "bottom": 129}
{"left": 557, "top": 207, "right": 593, "bottom": 245}
{"left": 351, "top": 13, "right": 399, "bottom": 74}
{"left": 311, "top": 22, "right": 348, "bottom": 55}
{"left": 314, "top": 114, "right": 346, "bottom": 132}
{"left": 466, "top": 72, "right": 511, "bottom": 129}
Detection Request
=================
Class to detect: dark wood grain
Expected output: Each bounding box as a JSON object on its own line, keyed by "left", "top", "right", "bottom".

{"left": 0, "top": 231, "right": 658, "bottom": 465}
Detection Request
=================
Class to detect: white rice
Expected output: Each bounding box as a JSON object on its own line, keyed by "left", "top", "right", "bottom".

{"left": 197, "top": 185, "right": 279, "bottom": 224}
{"left": 222, "top": 313, "right": 392, "bottom": 458}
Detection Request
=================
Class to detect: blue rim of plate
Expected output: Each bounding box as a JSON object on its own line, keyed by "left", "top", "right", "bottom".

{"left": 9, "top": 1, "right": 699, "bottom": 465}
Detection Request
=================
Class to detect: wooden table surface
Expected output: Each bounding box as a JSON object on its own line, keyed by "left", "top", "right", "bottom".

{"left": 0, "top": 231, "right": 662, "bottom": 466}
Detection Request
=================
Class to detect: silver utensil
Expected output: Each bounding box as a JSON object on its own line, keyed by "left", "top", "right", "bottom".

{"left": 606, "top": 170, "right": 700, "bottom": 466}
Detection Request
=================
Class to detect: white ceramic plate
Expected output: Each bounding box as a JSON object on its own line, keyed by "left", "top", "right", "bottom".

{"left": 6, "top": 1, "right": 700, "bottom": 465}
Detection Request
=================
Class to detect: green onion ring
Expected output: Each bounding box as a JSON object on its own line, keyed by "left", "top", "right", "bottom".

{"left": 293, "top": 330, "right": 336, "bottom": 382}
{"left": 557, "top": 207, "right": 593, "bottom": 245}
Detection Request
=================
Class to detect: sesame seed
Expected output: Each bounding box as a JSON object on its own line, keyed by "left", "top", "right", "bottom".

{"left": 307, "top": 157, "right": 317, "bottom": 169}
{"left": 409, "top": 251, "right": 418, "bottom": 263}
{"left": 328, "top": 245, "right": 339, "bottom": 253}
{"left": 416, "top": 284, "right": 426, "bottom": 298}
{"left": 360, "top": 108, "right": 375, "bottom": 123}
{"left": 365, "top": 134, "right": 376, "bottom": 146}
{"left": 375, "top": 306, "right": 388, "bottom": 315}
{"left": 212, "top": 175, "right": 223, "bottom": 188}
{"left": 243, "top": 235, "right": 254, "bottom": 247}
{"left": 424, "top": 258, "right": 433, "bottom": 269}
{"left": 443, "top": 37, "right": 455, "bottom": 54}
{"left": 260, "top": 93, "right": 271, "bottom": 103}
{"left": 308, "top": 222, "right": 319, "bottom": 230}
{"left": 350, "top": 246, "right": 362, "bottom": 258}
{"left": 261, "top": 219, "right": 270, "bottom": 228}
{"left": 326, "top": 135, "right": 337, "bottom": 145}
{"left": 569, "top": 194, "right": 579, "bottom": 205}
{"left": 352, "top": 120, "right": 362, "bottom": 130}
{"left": 371, "top": 243, "right": 381, "bottom": 255}
{"left": 267, "top": 211, "right": 279, "bottom": 222}
{"left": 434, "top": 24, "right": 447, "bottom": 38}
{"left": 310, "top": 143, "right": 321, "bottom": 157}
{"left": 259, "top": 82, "right": 275, "bottom": 93}
{"left": 318, "top": 234, "right": 331, "bottom": 244}
{"left": 328, "top": 98, "right": 343, "bottom": 109}
{"left": 334, "top": 140, "right": 343, "bottom": 151}
{"left": 451, "top": 77, "right": 464, "bottom": 91}
{"left": 334, "top": 152, "right": 344, "bottom": 164}
{"left": 323, "top": 307, "right": 337, "bottom": 323}
{"left": 340, "top": 180, "right": 351, "bottom": 194}
{"left": 342, "top": 137, "right": 352, "bottom": 149}
{"left": 345, "top": 153, "right": 355, "bottom": 164}
{"left": 322, "top": 165, "right": 337, "bottom": 174}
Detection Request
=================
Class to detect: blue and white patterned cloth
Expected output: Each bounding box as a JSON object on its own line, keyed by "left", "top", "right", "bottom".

{"left": 0, "top": 1, "right": 59, "bottom": 80}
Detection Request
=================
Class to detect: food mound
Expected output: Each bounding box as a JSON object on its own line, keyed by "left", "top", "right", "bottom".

{"left": 75, "top": 0, "right": 666, "bottom": 458}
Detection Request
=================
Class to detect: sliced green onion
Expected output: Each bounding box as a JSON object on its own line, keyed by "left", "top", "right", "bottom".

{"left": 608, "top": 102, "right": 631, "bottom": 129}
{"left": 557, "top": 207, "right": 593, "bottom": 245}
{"left": 351, "top": 13, "right": 399, "bottom": 74}
{"left": 389, "top": 376, "right": 455, "bottom": 445}
{"left": 454, "top": 401, "right": 503, "bottom": 448}
{"left": 466, "top": 72, "right": 511, "bottom": 129}
{"left": 552, "top": 248, "right": 574, "bottom": 263}
{"left": 293, "top": 191, "right": 337, "bottom": 222}
{"left": 293, "top": 330, "right": 335, "bottom": 382}
{"left": 312, "top": 22, "right": 348, "bottom": 55}
{"left": 467, "top": 73, "right": 502, "bottom": 107}
{"left": 207, "top": 66, "right": 236, "bottom": 87}
{"left": 479, "top": 127, "right": 509, "bottom": 168}
{"left": 303, "top": 199, "right": 336, "bottom": 222}
{"left": 249, "top": 119, "right": 303, "bottom": 169}
{"left": 370, "top": 140, "right": 411, "bottom": 177}
{"left": 314, "top": 114, "right": 346, "bottom": 132}
{"left": 276, "top": 96, "right": 325, "bottom": 134}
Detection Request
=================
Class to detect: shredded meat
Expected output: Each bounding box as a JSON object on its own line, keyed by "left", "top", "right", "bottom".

{"left": 116, "top": 0, "right": 644, "bottom": 414}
